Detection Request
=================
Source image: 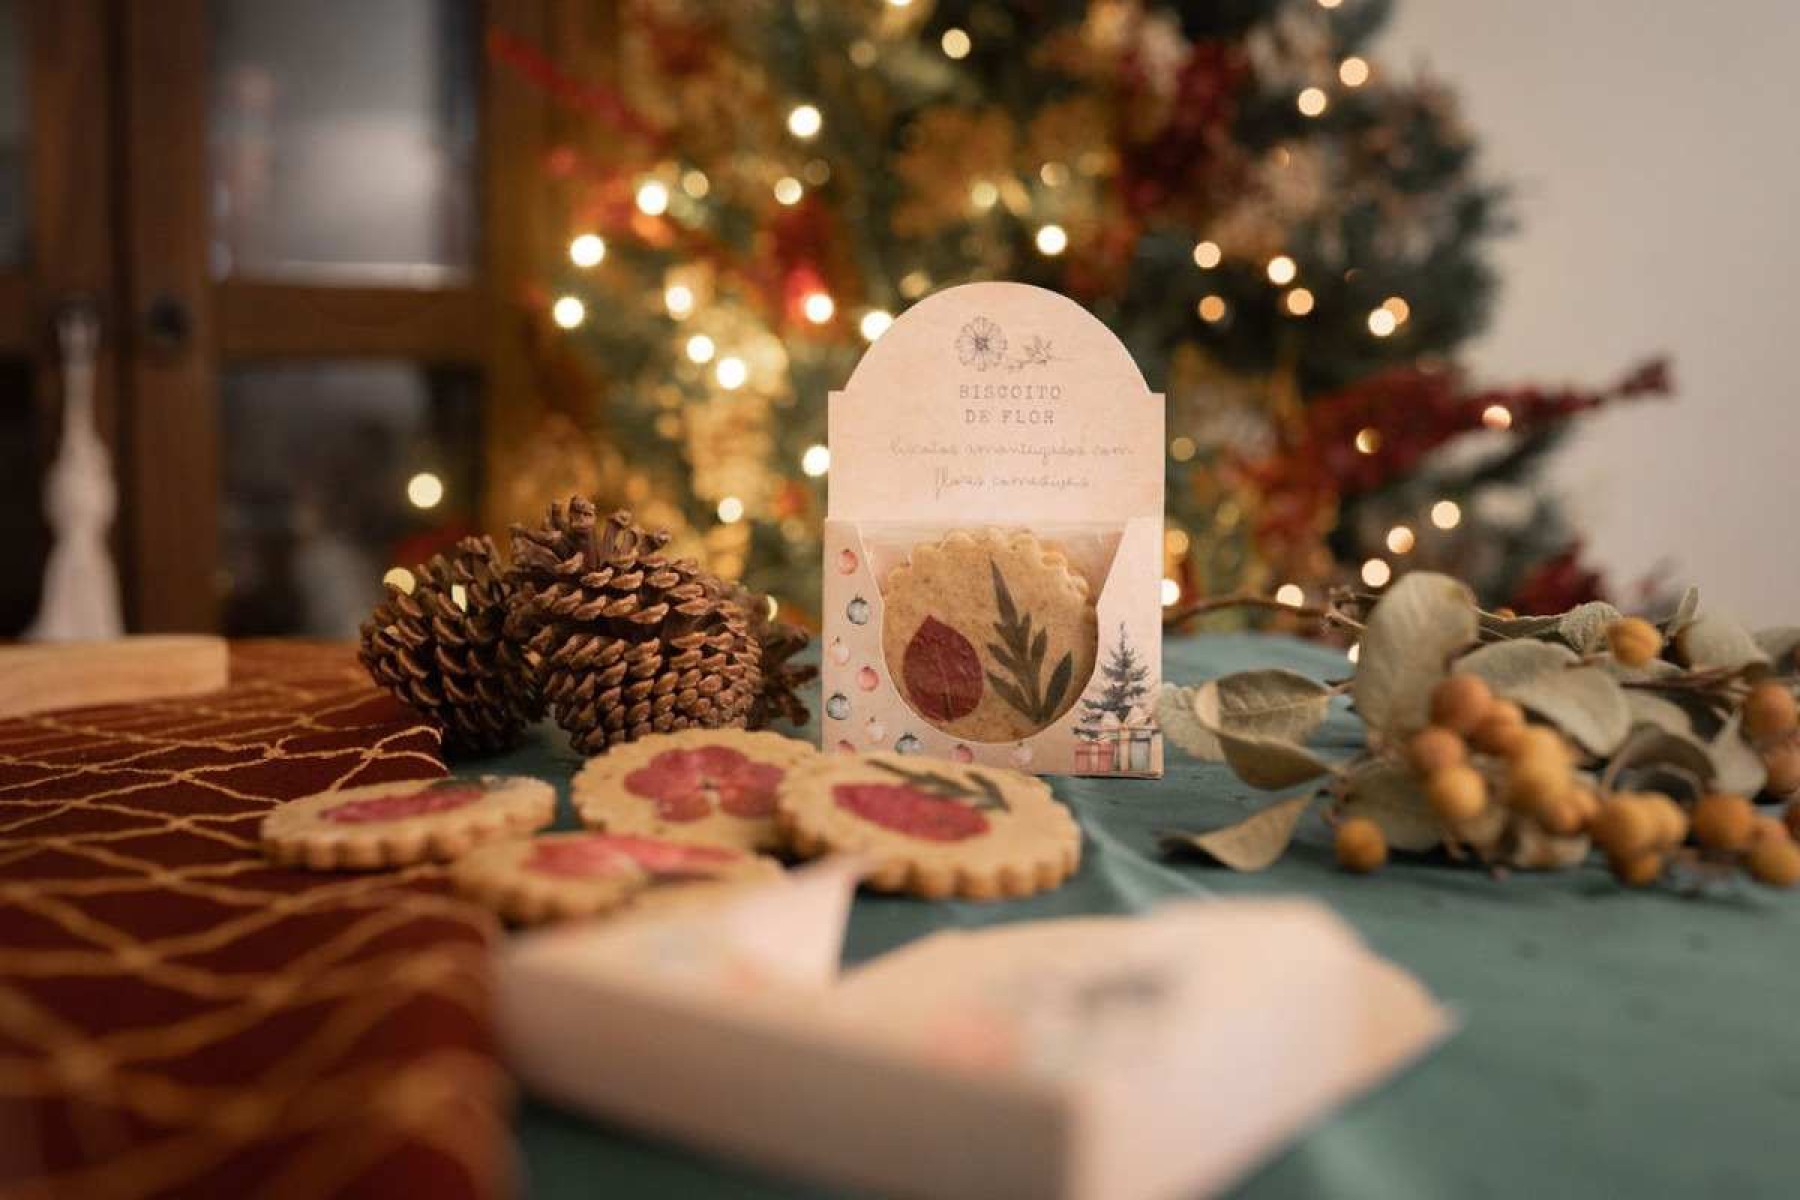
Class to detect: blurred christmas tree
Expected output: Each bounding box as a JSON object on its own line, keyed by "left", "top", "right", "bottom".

{"left": 494, "top": 0, "right": 1666, "bottom": 626}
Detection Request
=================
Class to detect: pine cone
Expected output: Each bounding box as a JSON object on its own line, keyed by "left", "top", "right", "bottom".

{"left": 731, "top": 584, "right": 817, "bottom": 729}
{"left": 508, "top": 499, "right": 762, "bottom": 754}
{"left": 358, "top": 536, "right": 538, "bottom": 756}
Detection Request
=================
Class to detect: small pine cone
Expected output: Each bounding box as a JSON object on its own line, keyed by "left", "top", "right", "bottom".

{"left": 508, "top": 498, "right": 762, "bottom": 754}
{"left": 359, "top": 536, "right": 538, "bottom": 756}
{"left": 731, "top": 584, "right": 817, "bottom": 729}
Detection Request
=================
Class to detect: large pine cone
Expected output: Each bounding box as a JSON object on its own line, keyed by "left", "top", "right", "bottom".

{"left": 358, "top": 536, "right": 538, "bottom": 755}
{"left": 507, "top": 499, "right": 762, "bottom": 754}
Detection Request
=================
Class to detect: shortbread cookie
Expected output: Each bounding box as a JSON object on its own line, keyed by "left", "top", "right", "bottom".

{"left": 774, "top": 753, "right": 1081, "bottom": 900}
{"left": 572, "top": 729, "right": 817, "bottom": 852}
{"left": 880, "top": 529, "right": 1097, "bottom": 742}
{"left": 452, "top": 831, "right": 782, "bottom": 925}
{"left": 262, "top": 775, "right": 555, "bottom": 870}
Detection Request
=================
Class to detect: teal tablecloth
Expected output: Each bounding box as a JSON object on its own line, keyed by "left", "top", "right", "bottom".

{"left": 475, "top": 634, "right": 1799, "bottom": 1199}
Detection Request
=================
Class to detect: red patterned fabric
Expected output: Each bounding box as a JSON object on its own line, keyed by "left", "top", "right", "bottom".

{"left": 0, "top": 643, "right": 507, "bottom": 1199}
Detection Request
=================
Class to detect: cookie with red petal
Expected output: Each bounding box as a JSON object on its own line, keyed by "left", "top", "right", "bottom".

{"left": 262, "top": 775, "right": 555, "bottom": 870}
{"left": 451, "top": 831, "right": 784, "bottom": 925}
{"left": 572, "top": 729, "right": 817, "bottom": 852}
{"left": 880, "top": 529, "right": 1097, "bottom": 742}
{"left": 774, "top": 753, "right": 1080, "bottom": 900}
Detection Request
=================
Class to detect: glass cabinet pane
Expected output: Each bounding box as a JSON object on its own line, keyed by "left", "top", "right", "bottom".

{"left": 0, "top": 0, "right": 28, "bottom": 267}
{"left": 219, "top": 362, "right": 481, "bottom": 638}
{"left": 209, "top": 0, "right": 477, "bottom": 284}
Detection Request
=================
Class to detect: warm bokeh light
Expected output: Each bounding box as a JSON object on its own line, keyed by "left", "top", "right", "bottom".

{"left": 664, "top": 283, "right": 695, "bottom": 318}
{"left": 1362, "top": 558, "right": 1393, "bottom": 587}
{"left": 1165, "top": 527, "right": 1191, "bottom": 556}
{"left": 1035, "top": 224, "right": 1068, "bottom": 255}
{"left": 803, "top": 291, "right": 836, "bottom": 323}
{"left": 1169, "top": 435, "right": 1197, "bottom": 462}
{"left": 1298, "top": 87, "right": 1328, "bottom": 117}
{"left": 1040, "top": 161, "right": 1070, "bottom": 187}
{"left": 1285, "top": 287, "right": 1315, "bottom": 316}
{"left": 1386, "top": 525, "right": 1416, "bottom": 555}
{"left": 970, "top": 180, "right": 999, "bottom": 210}
{"left": 1431, "top": 499, "right": 1463, "bottom": 530}
{"left": 1339, "top": 57, "right": 1370, "bottom": 87}
{"left": 406, "top": 471, "right": 443, "bottom": 509}
{"left": 1192, "top": 240, "right": 1222, "bottom": 269}
{"left": 685, "top": 334, "right": 716, "bottom": 364}
{"left": 568, "top": 233, "right": 605, "bottom": 268}
{"left": 635, "top": 180, "right": 670, "bottom": 216}
{"left": 551, "top": 295, "right": 585, "bottom": 329}
{"left": 1483, "top": 404, "right": 1514, "bottom": 430}
{"left": 381, "top": 567, "right": 416, "bottom": 594}
{"left": 941, "top": 27, "right": 971, "bottom": 58}
{"left": 801, "top": 444, "right": 831, "bottom": 476}
{"left": 1266, "top": 255, "right": 1297, "bottom": 285}
{"left": 774, "top": 177, "right": 804, "bottom": 205}
{"left": 859, "top": 309, "right": 894, "bottom": 340}
{"left": 1275, "top": 583, "right": 1306, "bottom": 607}
{"left": 716, "top": 356, "right": 748, "bottom": 390}
{"left": 1347, "top": 642, "right": 1361, "bottom": 664}
{"left": 1368, "top": 308, "right": 1398, "bottom": 337}
{"left": 1161, "top": 578, "right": 1182, "bottom": 607}
{"left": 1354, "top": 426, "right": 1381, "bottom": 455}
{"left": 681, "top": 170, "right": 709, "bottom": 198}
{"left": 717, "top": 496, "right": 745, "bottom": 524}
{"left": 787, "top": 104, "right": 822, "bottom": 139}
{"left": 1382, "top": 295, "right": 1411, "bottom": 323}
{"left": 1197, "top": 295, "right": 1227, "bottom": 323}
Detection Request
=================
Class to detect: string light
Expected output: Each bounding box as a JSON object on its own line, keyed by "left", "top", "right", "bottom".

{"left": 681, "top": 170, "right": 710, "bottom": 198}
{"left": 787, "top": 104, "right": 822, "bottom": 139}
{"left": 774, "top": 177, "right": 804, "bottom": 205}
{"left": 1165, "top": 528, "right": 1191, "bottom": 556}
{"left": 1386, "top": 525, "right": 1416, "bottom": 554}
{"left": 765, "top": 596, "right": 780, "bottom": 620}
{"left": 406, "top": 471, "right": 444, "bottom": 509}
{"left": 899, "top": 271, "right": 930, "bottom": 298}
{"left": 1284, "top": 287, "right": 1315, "bottom": 316}
{"left": 716, "top": 356, "right": 748, "bottom": 390}
{"left": 1367, "top": 308, "right": 1398, "bottom": 337}
{"left": 635, "top": 180, "right": 670, "bottom": 216}
{"left": 801, "top": 444, "right": 831, "bottom": 476}
{"left": 568, "top": 234, "right": 605, "bottom": 268}
{"left": 803, "top": 159, "right": 831, "bottom": 186}
{"left": 1266, "top": 255, "right": 1297, "bottom": 284}
{"left": 970, "top": 180, "right": 999, "bottom": 210}
{"left": 849, "top": 40, "right": 877, "bottom": 67}
{"left": 1169, "top": 435, "right": 1197, "bottom": 461}
{"left": 1347, "top": 642, "right": 1361, "bottom": 664}
{"left": 1298, "top": 87, "right": 1328, "bottom": 117}
{"left": 449, "top": 584, "right": 468, "bottom": 611}
{"left": 885, "top": 0, "right": 912, "bottom": 7}
{"left": 1381, "top": 295, "right": 1411, "bottom": 324}
{"left": 1040, "top": 161, "right": 1070, "bottom": 187}
{"left": 1161, "top": 578, "right": 1182, "bottom": 607}
{"left": 551, "top": 295, "right": 585, "bottom": 329}
{"left": 664, "top": 283, "right": 695, "bottom": 318}
{"left": 1035, "top": 224, "right": 1068, "bottom": 255}
{"left": 1340, "top": 56, "right": 1370, "bottom": 87}
{"left": 685, "top": 334, "right": 716, "bottom": 364}
{"left": 1197, "top": 295, "right": 1227, "bottom": 323}
{"left": 803, "top": 291, "right": 836, "bottom": 324}
{"left": 1318, "top": 0, "right": 1343, "bottom": 8}
{"left": 1276, "top": 583, "right": 1306, "bottom": 607}
{"left": 381, "top": 567, "right": 416, "bottom": 594}
{"left": 1193, "top": 240, "right": 1222, "bottom": 269}
{"left": 941, "top": 27, "right": 971, "bottom": 58}
{"left": 1354, "top": 426, "right": 1381, "bottom": 454}
{"left": 1431, "top": 499, "right": 1463, "bottom": 530}
{"left": 1362, "top": 558, "right": 1393, "bottom": 587}
{"left": 1482, "top": 404, "right": 1513, "bottom": 430}
{"left": 859, "top": 309, "right": 894, "bottom": 340}
{"left": 717, "top": 496, "right": 745, "bottom": 524}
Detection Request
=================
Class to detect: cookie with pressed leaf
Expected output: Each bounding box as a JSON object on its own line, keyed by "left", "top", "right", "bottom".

{"left": 262, "top": 775, "right": 555, "bottom": 870}
{"left": 774, "top": 753, "right": 1081, "bottom": 900}
{"left": 572, "top": 729, "right": 817, "bottom": 852}
{"left": 451, "top": 831, "right": 783, "bottom": 925}
{"left": 879, "top": 528, "right": 1097, "bottom": 743}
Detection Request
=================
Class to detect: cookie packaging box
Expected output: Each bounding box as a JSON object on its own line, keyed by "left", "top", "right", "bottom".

{"left": 823, "top": 282, "right": 1165, "bottom": 777}
{"left": 499, "top": 862, "right": 1452, "bottom": 1200}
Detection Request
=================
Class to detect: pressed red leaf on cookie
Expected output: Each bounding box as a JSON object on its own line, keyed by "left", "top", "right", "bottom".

{"left": 832, "top": 782, "right": 991, "bottom": 842}
{"left": 624, "top": 747, "right": 787, "bottom": 821}
{"left": 901, "top": 616, "right": 985, "bottom": 722}
{"left": 324, "top": 781, "right": 485, "bottom": 824}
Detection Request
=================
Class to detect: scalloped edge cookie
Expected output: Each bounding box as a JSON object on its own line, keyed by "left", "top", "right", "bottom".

{"left": 572, "top": 728, "right": 818, "bottom": 852}
{"left": 774, "top": 752, "right": 1081, "bottom": 900}
{"left": 880, "top": 528, "right": 1097, "bottom": 743}
{"left": 262, "top": 774, "right": 555, "bottom": 871}
{"left": 452, "top": 831, "right": 783, "bottom": 925}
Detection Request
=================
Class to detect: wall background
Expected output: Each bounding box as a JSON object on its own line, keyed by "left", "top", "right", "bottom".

{"left": 1382, "top": 2, "right": 1800, "bottom": 624}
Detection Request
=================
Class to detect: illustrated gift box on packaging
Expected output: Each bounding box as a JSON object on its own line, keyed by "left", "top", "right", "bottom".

{"left": 824, "top": 283, "right": 1165, "bottom": 776}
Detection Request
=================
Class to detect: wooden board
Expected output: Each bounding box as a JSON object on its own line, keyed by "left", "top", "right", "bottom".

{"left": 0, "top": 635, "right": 229, "bottom": 719}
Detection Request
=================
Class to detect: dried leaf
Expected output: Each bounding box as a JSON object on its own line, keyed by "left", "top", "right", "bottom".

{"left": 1708, "top": 714, "right": 1768, "bottom": 797}
{"left": 1211, "top": 669, "right": 1333, "bottom": 743}
{"left": 1665, "top": 586, "right": 1701, "bottom": 635}
{"left": 1613, "top": 724, "right": 1716, "bottom": 784}
{"left": 1044, "top": 652, "right": 1075, "bottom": 716}
{"left": 1353, "top": 572, "right": 1479, "bottom": 739}
{"left": 1509, "top": 824, "right": 1591, "bottom": 870}
{"left": 1194, "top": 683, "right": 1337, "bottom": 789}
{"left": 1341, "top": 761, "right": 1442, "bottom": 851}
{"left": 1676, "top": 612, "right": 1770, "bottom": 672}
{"left": 1479, "top": 610, "right": 1564, "bottom": 640}
{"left": 1557, "top": 602, "right": 1623, "bottom": 653}
{"left": 1455, "top": 640, "right": 1579, "bottom": 692}
{"left": 902, "top": 617, "right": 984, "bottom": 722}
{"left": 1510, "top": 666, "right": 1631, "bottom": 755}
{"left": 1160, "top": 794, "right": 1313, "bottom": 871}
{"left": 1157, "top": 683, "right": 1223, "bottom": 761}
{"left": 1623, "top": 691, "right": 1693, "bottom": 736}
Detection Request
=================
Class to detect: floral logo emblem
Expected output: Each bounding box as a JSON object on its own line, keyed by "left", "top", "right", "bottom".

{"left": 955, "top": 317, "right": 1008, "bottom": 370}
{"left": 623, "top": 747, "right": 785, "bottom": 822}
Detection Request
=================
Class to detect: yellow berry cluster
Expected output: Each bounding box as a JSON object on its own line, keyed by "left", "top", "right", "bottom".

{"left": 1329, "top": 663, "right": 1800, "bottom": 890}
{"left": 1743, "top": 679, "right": 1800, "bottom": 800}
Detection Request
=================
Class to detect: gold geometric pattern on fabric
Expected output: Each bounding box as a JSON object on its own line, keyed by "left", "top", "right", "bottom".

{"left": 0, "top": 642, "right": 507, "bottom": 1199}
